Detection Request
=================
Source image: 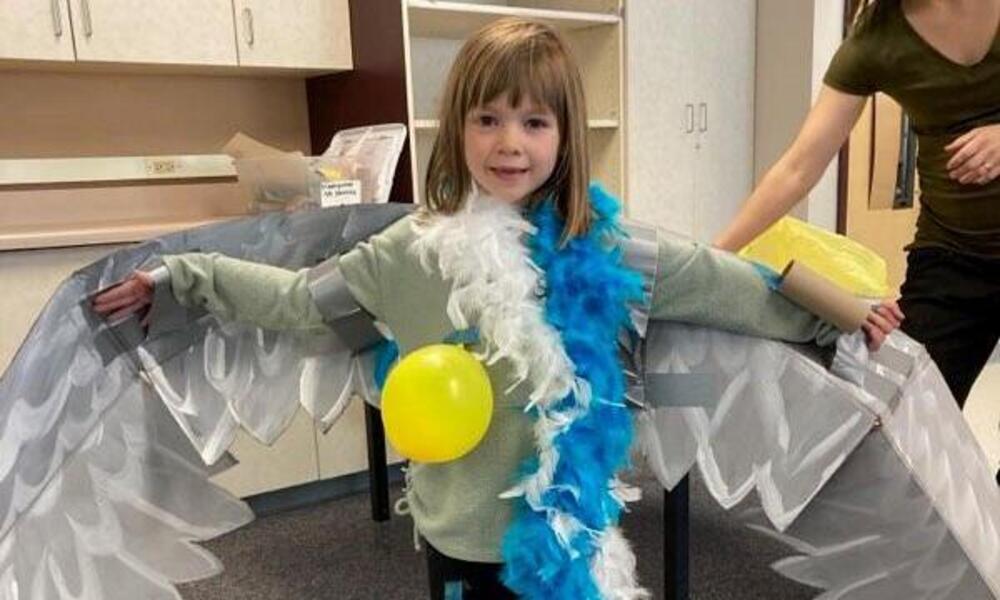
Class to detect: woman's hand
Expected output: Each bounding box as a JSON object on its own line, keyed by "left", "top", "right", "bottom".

{"left": 91, "top": 271, "right": 156, "bottom": 324}
{"left": 860, "top": 299, "right": 904, "bottom": 351}
{"left": 946, "top": 124, "right": 1000, "bottom": 185}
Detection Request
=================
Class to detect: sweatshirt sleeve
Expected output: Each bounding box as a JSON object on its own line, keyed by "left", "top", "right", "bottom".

{"left": 336, "top": 237, "right": 383, "bottom": 322}
{"left": 161, "top": 253, "right": 328, "bottom": 333}
{"left": 649, "top": 235, "right": 841, "bottom": 346}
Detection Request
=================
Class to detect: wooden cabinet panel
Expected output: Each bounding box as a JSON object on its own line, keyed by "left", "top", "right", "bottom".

{"left": 69, "top": 0, "right": 238, "bottom": 66}
{"left": 844, "top": 97, "right": 919, "bottom": 292}
{"left": 210, "top": 410, "right": 321, "bottom": 498}
{"left": 234, "top": 0, "right": 352, "bottom": 71}
{"left": 0, "top": 0, "right": 75, "bottom": 62}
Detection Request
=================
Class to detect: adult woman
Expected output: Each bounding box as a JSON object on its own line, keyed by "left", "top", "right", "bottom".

{"left": 716, "top": 0, "right": 1000, "bottom": 410}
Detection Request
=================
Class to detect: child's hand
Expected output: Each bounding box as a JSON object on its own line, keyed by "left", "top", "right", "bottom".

{"left": 91, "top": 271, "right": 156, "bottom": 325}
{"left": 946, "top": 124, "right": 1000, "bottom": 185}
{"left": 860, "top": 300, "right": 904, "bottom": 351}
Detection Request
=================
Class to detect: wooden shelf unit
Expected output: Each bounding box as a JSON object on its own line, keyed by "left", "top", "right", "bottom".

{"left": 407, "top": 0, "right": 619, "bottom": 39}
{"left": 403, "top": 0, "right": 626, "bottom": 202}
{"left": 307, "top": 0, "right": 625, "bottom": 206}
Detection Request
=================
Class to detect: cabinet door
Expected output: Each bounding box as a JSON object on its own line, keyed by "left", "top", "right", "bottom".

{"left": 233, "top": 0, "right": 352, "bottom": 71}
{"left": 692, "top": 0, "right": 755, "bottom": 243}
{"left": 0, "top": 0, "right": 75, "bottom": 62}
{"left": 625, "top": 0, "right": 697, "bottom": 236}
{"left": 69, "top": 0, "right": 237, "bottom": 66}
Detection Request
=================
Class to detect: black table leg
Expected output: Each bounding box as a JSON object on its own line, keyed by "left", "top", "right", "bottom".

{"left": 664, "top": 475, "right": 690, "bottom": 600}
{"left": 364, "top": 402, "right": 390, "bottom": 522}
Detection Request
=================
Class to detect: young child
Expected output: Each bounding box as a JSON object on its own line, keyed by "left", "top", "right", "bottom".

{"left": 93, "top": 18, "right": 897, "bottom": 600}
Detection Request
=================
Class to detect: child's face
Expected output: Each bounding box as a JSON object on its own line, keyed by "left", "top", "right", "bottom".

{"left": 463, "top": 93, "right": 560, "bottom": 205}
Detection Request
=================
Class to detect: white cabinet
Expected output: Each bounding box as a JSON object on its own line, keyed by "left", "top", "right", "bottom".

{"left": 626, "top": 0, "right": 755, "bottom": 242}
{"left": 691, "top": 1, "right": 755, "bottom": 243}
{"left": 233, "top": 0, "right": 352, "bottom": 71}
{"left": 69, "top": 0, "right": 238, "bottom": 66}
{"left": 2, "top": 0, "right": 353, "bottom": 74}
{"left": 626, "top": 0, "right": 694, "bottom": 235}
{"left": 0, "top": 0, "right": 75, "bottom": 62}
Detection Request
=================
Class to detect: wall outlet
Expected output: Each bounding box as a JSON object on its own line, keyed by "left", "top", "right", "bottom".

{"left": 145, "top": 158, "right": 179, "bottom": 176}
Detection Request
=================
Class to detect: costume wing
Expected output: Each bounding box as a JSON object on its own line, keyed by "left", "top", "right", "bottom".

{"left": 0, "top": 205, "right": 407, "bottom": 599}
{"left": 3, "top": 205, "right": 998, "bottom": 599}
{"left": 638, "top": 322, "right": 1000, "bottom": 598}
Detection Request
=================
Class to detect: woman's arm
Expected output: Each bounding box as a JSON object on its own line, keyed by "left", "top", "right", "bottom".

{"left": 713, "top": 86, "right": 867, "bottom": 252}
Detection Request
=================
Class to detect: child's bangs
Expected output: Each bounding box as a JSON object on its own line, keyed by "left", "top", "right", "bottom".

{"left": 467, "top": 44, "right": 566, "bottom": 116}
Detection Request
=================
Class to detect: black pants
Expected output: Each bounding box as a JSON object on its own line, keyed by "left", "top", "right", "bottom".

{"left": 898, "top": 248, "right": 1000, "bottom": 408}
{"left": 425, "top": 542, "right": 516, "bottom": 600}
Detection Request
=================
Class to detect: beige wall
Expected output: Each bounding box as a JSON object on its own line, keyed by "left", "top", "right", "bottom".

{"left": 0, "top": 70, "right": 385, "bottom": 496}
{"left": 0, "top": 71, "right": 310, "bottom": 158}
{"left": 754, "top": 1, "right": 814, "bottom": 190}
{"left": 753, "top": 0, "right": 842, "bottom": 227}
{"left": 967, "top": 362, "right": 1000, "bottom": 474}
{"left": 0, "top": 70, "right": 311, "bottom": 372}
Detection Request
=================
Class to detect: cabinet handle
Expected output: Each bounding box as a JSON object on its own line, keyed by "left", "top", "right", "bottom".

{"left": 50, "top": 0, "right": 63, "bottom": 37}
{"left": 685, "top": 104, "right": 695, "bottom": 133}
{"left": 80, "top": 0, "right": 93, "bottom": 38}
{"left": 698, "top": 102, "right": 708, "bottom": 132}
{"left": 243, "top": 8, "right": 255, "bottom": 47}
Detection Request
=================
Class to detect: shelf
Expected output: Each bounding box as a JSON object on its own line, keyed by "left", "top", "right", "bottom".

{"left": 0, "top": 215, "right": 243, "bottom": 251}
{"left": 587, "top": 119, "right": 620, "bottom": 129}
{"left": 412, "top": 118, "right": 619, "bottom": 130}
{"left": 407, "top": 1, "right": 619, "bottom": 39}
{"left": 0, "top": 155, "right": 237, "bottom": 186}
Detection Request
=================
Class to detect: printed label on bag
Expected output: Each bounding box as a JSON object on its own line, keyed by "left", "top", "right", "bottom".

{"left": 320, "top": 180, "right": 362, "bottom": 206}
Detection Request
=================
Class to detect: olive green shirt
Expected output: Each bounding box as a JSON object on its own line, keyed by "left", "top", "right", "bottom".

{"left": 162, "top": 214, "right": 839, "bottom": 562}
{"left": 824, "top": 0, "right": 1000, "bottom": 256}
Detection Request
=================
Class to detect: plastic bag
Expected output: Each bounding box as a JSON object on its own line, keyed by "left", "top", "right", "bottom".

{"left": 232, "top": 124, "right": 407, "bottom": 212}
{"left": 739, "top": 217, "right": 890, "bottom": 299}
{"left": 318, "top": 123, "right": 407, "bottom": 206}
{"left": 233, "top": 153, "right": 313, "bottom": 212}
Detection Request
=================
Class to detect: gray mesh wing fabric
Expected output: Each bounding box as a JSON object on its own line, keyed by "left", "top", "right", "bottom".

{"left": 0, "top": 259, "right": 252, "bottom": 600}
{"left": 753, "top": 334, "right": 1000, "bottom": 598}
{"left": 134, "top": 205, "right": 410, "bottom": 463}
{"left": 639, "top": 323, "right": 1000, "bottom": 598}
{"left": 0, "top": 205, "right": 409, "bottom": 599}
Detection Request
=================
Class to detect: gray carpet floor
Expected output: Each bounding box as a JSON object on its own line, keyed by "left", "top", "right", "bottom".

{"left": 179, "top": 469, "right": 819, "bottom": 599}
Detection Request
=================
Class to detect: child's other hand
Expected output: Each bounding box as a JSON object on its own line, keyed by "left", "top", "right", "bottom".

{"left": 91, "top": 271, "right": 155, "bottom": 325}
{"left": 860, "top": 300, "right": 904, "bottom": 351}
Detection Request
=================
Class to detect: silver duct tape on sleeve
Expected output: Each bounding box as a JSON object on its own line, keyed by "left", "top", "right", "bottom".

{"left": 305, "top": 256, "right": 383, "bottom": 352}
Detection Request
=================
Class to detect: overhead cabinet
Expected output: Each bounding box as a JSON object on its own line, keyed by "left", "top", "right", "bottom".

{"left": 70, "top": 0, "right": 238, "bottom": 66}
{"left": 0, "top": 0, "right": 353, "bottom": 74}
{"left": 233, "top": 0, "right": 352, "bottom": 71}
{"left": 0, "top": 0, "right": 76, "bottom": 62}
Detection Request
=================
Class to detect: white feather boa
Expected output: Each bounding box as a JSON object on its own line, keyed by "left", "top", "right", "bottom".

{"left": 410, "top": 190, "right": 647, "bottom": 599}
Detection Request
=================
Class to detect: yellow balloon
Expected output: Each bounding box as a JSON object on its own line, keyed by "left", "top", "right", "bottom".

{"left": 381, "top": 344, "right": 493, "bottom": 463}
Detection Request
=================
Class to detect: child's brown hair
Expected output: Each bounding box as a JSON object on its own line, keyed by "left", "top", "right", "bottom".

{"left": 425, "top": 18, "right": 592, "bottom": 238}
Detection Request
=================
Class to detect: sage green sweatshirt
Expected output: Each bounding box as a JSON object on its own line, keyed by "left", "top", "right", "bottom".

{"left": 161, "top": 214, "right": 839, "bottom": 563}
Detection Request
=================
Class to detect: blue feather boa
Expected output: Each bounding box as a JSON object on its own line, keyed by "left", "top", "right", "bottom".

{"left": 501, "top": 184, "right": 647, "bottom": 598}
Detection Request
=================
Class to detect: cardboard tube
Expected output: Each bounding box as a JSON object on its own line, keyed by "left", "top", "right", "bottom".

{"left": 778, "top": 261, "right": 871, "bottom": 332}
